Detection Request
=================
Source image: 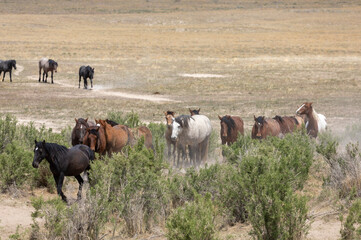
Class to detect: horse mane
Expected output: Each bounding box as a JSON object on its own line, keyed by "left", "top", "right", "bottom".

{"left": 255, "top": 116, "right": 265, "bottom": 125}
{"left": 221, "top": 116, "right": 236, "bottom": 137}
{"left": 44, "top": 142, "right": 68, "bottom": 166}
{"left": 273, "top": 115, "right": 284, "bottom": 123}
{"left": 175, "top": 115, "right": 193, "bottom": 128}
{"left": 77, "top": 118, "right": 89, "bottom": 127}
{"left": 105, "top": 119, "right": 119, "bottom": 127}
{"left": 48, "top": 59, "right": 57, "bottom": 67}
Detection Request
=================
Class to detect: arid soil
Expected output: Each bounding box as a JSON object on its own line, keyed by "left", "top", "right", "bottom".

{"left": 1, "top": 0, "right": 361, "bottom": 239}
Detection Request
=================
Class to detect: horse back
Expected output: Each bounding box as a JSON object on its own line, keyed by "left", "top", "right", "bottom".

{"left": 265, "top": 118, "right": 281, "bottom": 137}
{"left": 183, "top": 115, "right": 212, "bottom": 144}
{"left": 63, "top": 144, "right": 92, "bottom": 176}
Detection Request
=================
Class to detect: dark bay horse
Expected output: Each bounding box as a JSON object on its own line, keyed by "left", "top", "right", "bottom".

{"left": 218, "top": 115, "right": 244, "bottom": 145}
{"left": 98, "top": 119, "right": 131, "bottom": 155}
{"left": 189, "top": 108, "right": 200, "bottom": 116}
{"left": 39, "top": 58, "right": 58, "bottom": 83}
{"left": 0, "top": 60, "right": 17, "bottom": 82}
{"left": 251, "top": 116, "right": 282, "bottom": 140}
{"left": 33, "top": 140, "right": 94, "bottom": 202}
{"left": 273, "top": 115, "right": 304, "bottom": 135}
{"left": 83, "top": 124, "right": 107, "bottom": 156}
{"left": 79, "top": 65, "right": 94, "bottom": 89}
{"left": 71, "top": 118, "right": 95, "bottom": 146}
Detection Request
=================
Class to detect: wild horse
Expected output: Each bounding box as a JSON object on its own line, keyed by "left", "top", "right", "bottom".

{"left": 0, "top": 60, "right": 17, "bottom": 82}
{"left": 32, "top": 140, "right": 94, "bottom": 202}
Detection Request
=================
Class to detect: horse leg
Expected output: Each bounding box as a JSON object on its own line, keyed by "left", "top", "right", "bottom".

{"left": 84, "top": 77, "right": 88, "bottom": 89}
{"left": 42, "top": 72, "right": 46, "bottom": 82}
{"left": 38, "top": 68, "right": 41, "bottom": 82}
{"left": 79, "top": 75, "right": 81, "bottom": 88}
{"left": 54, "top": 173, "right": 67, "bottom": 202}
{"left": 2, "top": 72, "right": 5, "bottom": 82}
{"left": 0, "top": 71, "right": 2, "bottom": 81}
{"left": 90, "top": 78, "right": 93, "bottom": 88}
{"left": 51, "top": 71, "right": 54, "bottom": 84}
{"left": 9, "top": 70, "right": 12, "bottom": 82}
{"left": 74, "top": 175, "right": 84, "bottom": 200}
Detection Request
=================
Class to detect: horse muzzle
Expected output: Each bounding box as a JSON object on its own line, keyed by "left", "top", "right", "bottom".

{"left": 171, "top": 136, "right": 177, "bottom": 141}
{"left": 32, "top": 162, "right": 39, "bottom": 168}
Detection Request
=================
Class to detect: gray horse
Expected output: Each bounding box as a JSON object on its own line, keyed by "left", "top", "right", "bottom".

{"left": 39, "top": 58, "right": 58, "bottom": 83}
{"left": 0, "top": 60, "right": 17, "bottom": 82}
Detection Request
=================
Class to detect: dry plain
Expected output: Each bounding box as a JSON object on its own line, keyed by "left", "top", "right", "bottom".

{"left": 0, "top": 0, "right": 361, "bottom": 239}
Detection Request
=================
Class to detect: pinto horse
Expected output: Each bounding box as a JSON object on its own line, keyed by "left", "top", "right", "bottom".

{"left": 0, "top": 60, "right": 17, "bottom": 82}
{"left": 83, "top": 124, "right": 107, "bottom": 156}
{"left": 71, "top": 118, "right": 95, "bottom": 146}
{"left": 171, "top": 114, "right": 212, "bottom": 167}
{"left": 189, "top": 108, "right": 200, "bottom": 116}
{"left": 251, "top": 116, "right": 282, "bottom": 140}
{"left": 79, "top": 65, "right": 94, "bottom": 89}
{"left": 97, "top": 119, "right": 131, "bottom": 155}
{"left": 39, "top": 58, "right": 58, "bottom": 83}
{"left": 273, "top": 115, "right": 304, "bottom": 135}
{"left": 296, "top": 102, "right": 327, "bottom": 138}
{"left": 33, "top": 140, "right": 94, "bottom": 202}
{"left": 218, "top": 115, "right": 244, "bottom": 145}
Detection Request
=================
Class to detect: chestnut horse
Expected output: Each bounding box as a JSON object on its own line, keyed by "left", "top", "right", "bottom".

{"left": 98, "top": 119, "right": 131, "bottom": 155}
{"left": 83, "top": 124, "right": 107, "bottom": 156}
{"left": 218, "top": 115, "right": 244, "bottom": 145}
{"left": 189, "top": 108, "right": 200, "bottom": 116}
{"left": 273, "top": 115, "right": 304, "bottom": 135}
{"left": 104, "top": 119, "right": 154, "bottom": 151}
{"left": 296, "top": 102, "right": 326, "bottom": 138}
{"left": 71, "top": 118, "right": 95, "bottom": 146}
{"left": 251, "top": 116, "right": 282, "bottom": 140}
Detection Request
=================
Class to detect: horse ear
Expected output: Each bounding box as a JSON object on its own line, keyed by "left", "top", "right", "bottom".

{"left": 198, "top": 108, "right": 200, "bottom": 112}
{"left": 42, "top": 140, "right": 46, "bottom": 146}
{"left": 75, "top": 118, "right": 78, "bottom": 123}
{"left": 309, "top": 102, "right": 313, "bottom": 106}
{"left": 218, "top": 115, "right": 222, "bottom": 120}
{"left": 34, "top": 139, "right": 37, "bottom": 144}
{"left": 164, "top": 111, "right": 167, "bottom": 116}
{"left": 189, "top": 108, "right": 192, "bottom": 114}
{"left": 227, "top": 115, "right": 231, "bottom": 119}
{"left": 85, "top": 118, "right": 88, "bottom": 122}
{"left": 92, "top": 68, "right": 95, "bottom": 71}
{"left": 254, "top": 115, "right": 257, "bottom": 121}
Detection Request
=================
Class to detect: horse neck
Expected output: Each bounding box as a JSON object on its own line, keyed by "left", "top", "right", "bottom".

{"left": 307, "top": 109, "right": 318, "bottom": 130}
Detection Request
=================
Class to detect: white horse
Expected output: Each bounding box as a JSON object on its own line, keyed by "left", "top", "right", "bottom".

{"left": 171, "top": 114, "right": 212, "bottom": 167}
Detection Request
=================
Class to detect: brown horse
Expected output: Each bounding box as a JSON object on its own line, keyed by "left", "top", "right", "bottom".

{"left": 71, "top": 118, "right": 95, "bottom": 146}
{"left": 296, "top": 102, "right": 318, "bottom": 138}
{"left": 273, "top": 115, "right": 304, "bottom": 135}
{"left": 97, "top": 119, "right": 131, "bottom": 155}
{"left": 251, "top": 116, "right": 282, "bottom": 139}
{"left": 104, "top": 119, "right": 154, "bottom": 150}
{"left": 164, "top": 111, "right": 177, "bottom": 161}
{"left": 83, "top": 124, "right": 107, "bottom": 156}
{"left": 218, "top": 115, "right": 244, "bottom": 145}
{"left": 189, "top": 108, "right": 200, "bottom": 116}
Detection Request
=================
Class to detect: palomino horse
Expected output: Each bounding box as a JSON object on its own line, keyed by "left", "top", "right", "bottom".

{"left": 273, "top": 115, "right": 304, "bottom": 135}
{"left": 218, "top": 115, "right": 244, "bottom": 145}
{"left": 171, "top": 114, "right": 212, "bottom": 167}
{"left": 83, "top": 124, "right": 107, "bottom": 156}
{"left": 97, "top": 119, "right": 130, "bottom": 155}
{"left": 71, "top": 118, "right": 95, "bottom": 146}
{"left": 251, "top": 116, "right": 282, "bottom": 140}
{"left": 39, "top": 58, "right": 58, "bottom": 83}
{"left": 0, "top": 60, "right": 17, "bottom": 82}
{"left": 33, "top": 140, "right": 94, "bottom": 202}
{"left": 79, "top": 65, "right": 94, "bottom": 89}
{"left": 189, "top": 108, "right": 200, "bottom": 116}
{"left": 104, "top": 119, "right": 154, "bottom": 151}
{"left": 296, "top": 102, "right": 327, "bottom": 138}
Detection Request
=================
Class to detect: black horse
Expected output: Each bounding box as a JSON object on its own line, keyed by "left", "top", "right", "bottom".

{"left": 0, "top": 60, "right": 17, "bottom": 82}
{"left": 39, "top": 58, "right": 58, "bottom": 84}
{"left": 32, "top": 140, "right": 94, "bottom": 202}
{"left": 79, "top": 65, "right": 94, "bottom": 89}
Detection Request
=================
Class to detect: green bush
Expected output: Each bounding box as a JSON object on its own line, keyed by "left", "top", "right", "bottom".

{"left": 222, "top": 134, "right": 258, "bottom": 165}
{"left": 0, "top": 141, "right": 34, "bottom": 191}
{"left": 166, "top": 193, "right": 218, "bottom": 240}
{"left": 340, "top": 199, "right": 361, "bottom": 240}
{"left": 238, "top": 132, "right": 313, "bottom": 240}
{"left": 0, "top": 114, "right": 17, "bottom": 153}
{"left": 107, "top": 111, "right": 142, "bottom": 128}
{"left": 316, "top": 131, "right": 339, "bottom": 161}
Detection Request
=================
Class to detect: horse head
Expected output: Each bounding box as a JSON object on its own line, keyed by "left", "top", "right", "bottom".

{"left": 10, "top": 60, "right": 16, "bottom": 70}
{"left": 33, "top": 140, "right": 47, "bottom": 168}
{"left": 49, "top": 59, "right": 58, "bottom": 72}
{"left": 164, "top": 111, "right": 175, "bottom": 127}
{"left": 84, "top": 126, "right": 100, "bottom": 152}
{"left": 189, "top": 108, "right": 200, "bottom": 116}
{"left": 89, "top": 66, "right": 95, "bottom": 79}
{"left": 253, "top": 115, "right": 266, "bottom": 139}
{"left": 296, "top": 102, "right": 312, "bottom": 115}
{"left": 74, "top": 118, "right": 89, "bottom": 144}
{"left": 218, "top": 115, "right": 232, "bottom": 139}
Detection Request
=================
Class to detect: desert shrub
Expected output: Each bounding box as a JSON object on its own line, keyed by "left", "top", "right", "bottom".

{"left": 147, "top": 122, "right": 166, "bottom": 145}
{"left": 238, "top": 132, "right": 313, "bottom": 240}
{"left": 0, "top": 141, "right": 34, "bottom": 191}
{"left": 222, "top": 134, "right": 259, "bottom": 165}
{"left": 316, "top": 131, "right": 339, "bottom": 161}
{"left": 0, "top": 114, "right": 17, "bottom": 153}
{"left": 90, "top": 139, "right": 170, "bottom": 236}
{"left": 166, "top": 193, "right": 218, "bottom": 240}
{"left": 340, "top": 199, "right": 361, "bottom": 240}
{"left": 107, "top": 110, "right": 142, "bottom": 128}
{"left": 208, "top": 129, "right": 220, "bottom": 158}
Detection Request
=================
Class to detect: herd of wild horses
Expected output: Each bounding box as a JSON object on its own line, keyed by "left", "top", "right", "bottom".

{"left": 0, "top": 58, "right": 94, "bottom": 89}
{"left": 31, "top": 102, "right": 327, "bottom": 202}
